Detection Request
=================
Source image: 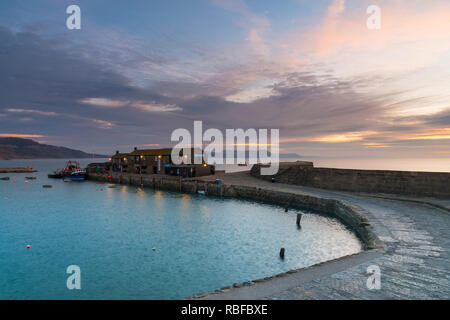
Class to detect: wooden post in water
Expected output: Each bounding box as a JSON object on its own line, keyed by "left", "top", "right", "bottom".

{"left": 285, "top": 206, "right": 288, "bottom": 213}
{"left": 296, "top": 213, "right": 302, "bottom": 227}
{"left": 279, "top": 248, "right": 285, "bottom": 259}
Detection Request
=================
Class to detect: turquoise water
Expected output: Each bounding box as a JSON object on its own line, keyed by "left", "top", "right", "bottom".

{"left": 0, "top": 159, "right": 362, "bottom": 299}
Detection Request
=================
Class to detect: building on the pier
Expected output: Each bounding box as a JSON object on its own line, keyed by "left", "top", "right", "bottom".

{"left": 110, "top": 151, "right": 129, "bottom": 172}
{"left": 115, "top": 147, "right": 214, "bottom": 177}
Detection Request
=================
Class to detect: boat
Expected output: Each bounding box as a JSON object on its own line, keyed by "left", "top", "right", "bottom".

{"left": 25, "top": 176, "right": 37, "bottom": 180}
{"left": 62, "top": 161, "right": 86, "bottom": 181}
{"left": 49, "top": 161, "right": 86, "bottom": 181}
{"left": 48, "top": 170, "right": 63, "bottom": 179}
{"left": 64, "top": 169, "right": 87, "bottom": 181}
{"left": 0, "top": 177, "right": 10, "bottom": 181}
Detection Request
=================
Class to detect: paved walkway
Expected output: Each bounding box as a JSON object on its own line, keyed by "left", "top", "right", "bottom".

{"left": 194, "top": 172, "right": 450, "bottom": 300}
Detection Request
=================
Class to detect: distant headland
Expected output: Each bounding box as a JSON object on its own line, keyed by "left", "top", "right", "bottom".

{"left": 0, "top": 137, "right": 106, "bottom": 160}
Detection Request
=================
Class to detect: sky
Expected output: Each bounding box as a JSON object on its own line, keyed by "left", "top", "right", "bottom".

{"left": 0, "top": 0, "right": 449, "bottom": 158}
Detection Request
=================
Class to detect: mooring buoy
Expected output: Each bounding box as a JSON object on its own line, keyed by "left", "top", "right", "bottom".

{"left": 296, "top": 213, "right": 302, "bottom": 226}
{"left": 280, "top": 248, "right": 285, "bottom": 259}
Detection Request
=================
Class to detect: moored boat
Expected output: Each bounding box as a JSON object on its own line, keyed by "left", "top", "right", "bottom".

{"left": 50, "top": 161, "right": 87, "bottom": 181}
{"left": 48, "top": 170, "right": 63, "bottom": 179}
{"left": 64, "top": 169, "right": 86, "bottom": 181}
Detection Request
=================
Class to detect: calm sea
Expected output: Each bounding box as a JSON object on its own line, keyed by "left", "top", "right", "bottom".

{"left": 0, "top": 159, "right": 361, "bottom": 299}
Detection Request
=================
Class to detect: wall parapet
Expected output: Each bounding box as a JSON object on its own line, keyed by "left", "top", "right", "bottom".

{"left": 251, "top": 163, "right": 450, "bottom": 199}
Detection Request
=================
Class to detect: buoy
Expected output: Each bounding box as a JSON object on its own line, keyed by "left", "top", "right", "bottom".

{"left": 285, "top": 207, "right": 288, "bottom": 213}
{"left": 4, "top": 197, "right": 7, "bottom": 200}
{"left": 26, "top": 245, "right": 30, "bottom": 249}
{"left": 25, "top": 180, "right": 29, "bottom": 184}
{"left": 152, "top": 248, "right": 156, "bottom": 251}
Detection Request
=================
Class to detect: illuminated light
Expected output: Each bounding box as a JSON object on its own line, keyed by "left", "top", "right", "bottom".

{"left": 123, "top": 157, "right": 127, "bottom": 161}
{"left": 158, "top": 155, "right": 162, "bottom": 159}
{"left": 203, "top": 163, "right": 207, "bottom": 167}
{"left": 108, "top": 158, "right": 112, "bottom": 161}
{"left": 140, "top": 155, "right": 144, "bottom": 159}
{"left": 184, "top": 155, "right": 188, "bottom": 158}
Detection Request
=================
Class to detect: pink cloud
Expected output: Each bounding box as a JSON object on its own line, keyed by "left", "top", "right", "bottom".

{"left": 0, "top": 134, "right": 44, "bottom": 138}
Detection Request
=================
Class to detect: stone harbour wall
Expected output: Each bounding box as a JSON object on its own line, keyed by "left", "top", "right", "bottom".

{"left": 251, "top": 164, "right": 450, "bottom": 199}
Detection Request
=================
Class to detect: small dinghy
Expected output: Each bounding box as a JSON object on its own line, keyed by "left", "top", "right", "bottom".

{"left": 25, "top": 176, "right": 37, "bottom": 180}
{"left": 0, "top": 177, "right": 10, "bottom": 181}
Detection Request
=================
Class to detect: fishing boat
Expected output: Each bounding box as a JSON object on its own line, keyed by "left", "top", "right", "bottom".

{"left": 49, "top": 161, "right": 86, "bottom": 181}
{"left": 64, "top": 169, "right": 87, "bottom": 181}
{"left": 62, "top": 161, "right": 86, "bottom": 181}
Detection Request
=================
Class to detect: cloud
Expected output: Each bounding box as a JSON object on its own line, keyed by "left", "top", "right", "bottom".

{"left": 1, "top": 0, "right": 449, "bottom": 159}
{"left": 131, "top": 102, "right": 182, "bottom": 113}
{"left": 4, "top": 108, "right": 58, "bottom": 116}
{"left": 0, "top": 133, "right": 44, "bottom": 138}
{"left": 80, "top": 98, "right": 128, "bottom": 108}
{"left": 92, "top": 119, "right": 114, "bottom": 129}
{"left": 80, "top": 98, "right": 182, "bottom": 113}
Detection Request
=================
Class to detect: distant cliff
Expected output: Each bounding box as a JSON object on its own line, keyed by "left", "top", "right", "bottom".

{"left": 0, "top": 138, "right": 106, "bottom": 160}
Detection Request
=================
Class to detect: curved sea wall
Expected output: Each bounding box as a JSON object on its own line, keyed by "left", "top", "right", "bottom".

{"left": 88, "top": 172, "right": 381, "bottom": 250}
{"left": 251, "top": 163, "right": 450, "bottom": 199}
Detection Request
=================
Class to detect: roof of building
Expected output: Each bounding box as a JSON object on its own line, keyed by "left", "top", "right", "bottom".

{"left": 111, "top": 153, "right": 129, "bottom": 159}
{"left": 129, "top": 148, "right": 173, "bottom": 156}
